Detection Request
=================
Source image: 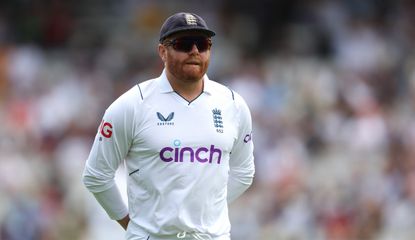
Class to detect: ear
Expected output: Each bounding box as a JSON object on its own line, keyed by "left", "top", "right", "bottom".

{"left": 158, "top": 43, "right": 167, "bottom": 63}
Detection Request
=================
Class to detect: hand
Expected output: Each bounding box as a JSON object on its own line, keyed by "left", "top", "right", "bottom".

{"left": 117, "top": 214, "right": 130, "bottom": 230}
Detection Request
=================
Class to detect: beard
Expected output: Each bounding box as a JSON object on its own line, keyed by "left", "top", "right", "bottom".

{"left": 166, "top": 54, "right": 210, "bottom": 83}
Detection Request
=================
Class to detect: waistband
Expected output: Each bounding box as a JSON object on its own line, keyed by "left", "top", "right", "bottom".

{"left": 126, "top": 228, "right": 229, "bottom": 240}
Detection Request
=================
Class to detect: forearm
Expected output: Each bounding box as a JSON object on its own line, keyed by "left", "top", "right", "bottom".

{"left": 91, "top": 183, "right": 129, "bottom": 220}
{"left": 87, "top": 180, "right": 130, "bottom": 230}
{"left": 227, "top": 174, "right": 254, "bottom": 203}
{"left": 83, "top": 161, "right": 129, "bottom": 221}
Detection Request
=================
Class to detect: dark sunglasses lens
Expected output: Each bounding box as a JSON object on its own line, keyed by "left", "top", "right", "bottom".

{"left": 173, "top": 37, "right": 210, "bottom": 52}
{"left": 173, "top": 39, "right": 193, "bottom": 52}
{"left": 195, "top": 38, "right": 210, "bottom": 52}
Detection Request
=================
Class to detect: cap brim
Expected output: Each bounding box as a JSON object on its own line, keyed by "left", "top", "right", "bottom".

{"left": 160, "top": 27, "right": 215, "bottom": 42}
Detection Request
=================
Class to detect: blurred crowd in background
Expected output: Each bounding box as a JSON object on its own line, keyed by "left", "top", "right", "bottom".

{"left": 1, "top": 0, "right": 415, "bottom": 239}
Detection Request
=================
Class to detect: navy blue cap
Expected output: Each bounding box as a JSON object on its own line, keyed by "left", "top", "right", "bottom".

{"left": 159, "top": 12, "right": 216, "bottom": 42}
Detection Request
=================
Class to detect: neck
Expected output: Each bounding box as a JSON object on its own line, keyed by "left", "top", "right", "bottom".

{"left": 166, "top": 71, "right": 204, "bottom": 102}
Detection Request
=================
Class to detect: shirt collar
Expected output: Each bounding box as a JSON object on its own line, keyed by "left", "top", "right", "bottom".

{"left": 158, "top": 68, "right": 214, "bottom": 95}
{"left": 158, "top": 69, "right": 174, "bottom": 93}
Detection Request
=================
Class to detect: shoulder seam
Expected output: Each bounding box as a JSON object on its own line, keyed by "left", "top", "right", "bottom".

{"left": 137, "top": 83, "right": 144, "bottom": 100}
{"left": 227, "top": 87, "right": 235, "bottom": 101}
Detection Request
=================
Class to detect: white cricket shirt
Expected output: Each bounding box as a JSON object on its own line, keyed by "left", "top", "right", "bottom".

{"left": 83, "top": 69, "right": 255, "bottom": 239}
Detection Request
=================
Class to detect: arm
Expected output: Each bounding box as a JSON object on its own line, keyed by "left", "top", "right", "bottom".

{"left": 82, "top": 92, "right": 135, "bottom": 228}
{"left": 227, "top": 93, "right": 255, "bottom": 203}
{"left": 117, "top": 215, "right": 130, "bottom": 230}
{"left": 91, "top": 184, "right": 130, "bottom": 228}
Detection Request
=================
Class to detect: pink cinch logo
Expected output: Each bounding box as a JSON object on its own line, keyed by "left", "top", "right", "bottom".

{"left": 160, "top": 140, "right": 222, "bottom": 164}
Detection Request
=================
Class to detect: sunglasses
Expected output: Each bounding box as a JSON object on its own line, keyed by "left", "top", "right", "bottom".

{"left": 164, "top": 36, "right": 212, "bottom": 52}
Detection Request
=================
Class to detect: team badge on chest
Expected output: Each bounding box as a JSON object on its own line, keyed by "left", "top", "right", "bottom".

{"left": 212, "top": 108, "right": 224, "bottom": 133}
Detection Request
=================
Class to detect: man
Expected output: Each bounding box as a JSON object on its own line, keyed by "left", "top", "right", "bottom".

{"left": 83, "top": 12, "right": 255, "bottom": 240}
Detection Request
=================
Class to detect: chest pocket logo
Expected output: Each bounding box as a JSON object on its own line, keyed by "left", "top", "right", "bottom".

{"left": 157, "top": 112, "right": 175, "bottom": 126}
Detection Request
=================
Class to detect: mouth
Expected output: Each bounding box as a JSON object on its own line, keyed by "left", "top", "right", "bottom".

{"left": 185, "top": 60, "right": 201, "bottom": 66}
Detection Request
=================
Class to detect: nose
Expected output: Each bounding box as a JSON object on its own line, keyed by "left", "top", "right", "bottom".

{"left": 189, "top": 43, "right": 199, "bottom": 54}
